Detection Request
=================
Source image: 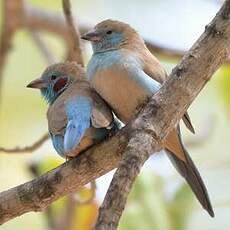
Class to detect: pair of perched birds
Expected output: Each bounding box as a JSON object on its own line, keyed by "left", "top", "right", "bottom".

{"left": 27, "top": 20, "right": 214, "bottom": 217}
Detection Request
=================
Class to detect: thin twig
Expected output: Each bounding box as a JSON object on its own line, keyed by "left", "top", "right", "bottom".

{"left": 0, "top": 133, "right": 49, "bottom": 153}
{"left": 0, "top": 0, "right": 23, "bottom": 103}
{"left": 62, "top": 0, "right": 84, "bottom": 66}
{"left": 30, "top": 30, "right": 56, "bottom": 64}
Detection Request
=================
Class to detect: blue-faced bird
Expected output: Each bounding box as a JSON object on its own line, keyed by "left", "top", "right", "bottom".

{"left": 27, "top": 62, "right": 116, "bottom": 158}
{"left": 82, "top": 20, "right": 214, "bottom": 216}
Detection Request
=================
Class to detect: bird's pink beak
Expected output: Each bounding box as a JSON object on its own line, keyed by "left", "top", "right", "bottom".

{"left": 27, "top": 78, "right": 47, "bottom": 89}
{"left": 81, "top": 29, "right": 102, "bottom": 42}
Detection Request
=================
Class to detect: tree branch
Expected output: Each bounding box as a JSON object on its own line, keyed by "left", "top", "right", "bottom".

{"left": 0, "top": 0, "right": 24, "bottom": 102}
{"left": 95, "top": 132, "right": 156, "bottom": 229}
{"left": 0, "top": 133, "right": 49, "bottom": 153}
{"left": 95, "top": 1, "right": 230, "bottom": 228}
{"left": 62, "top": 0, "right": 84, "bottom": 65}
{"left": 0, "top": 130, "right": 128, "bottom": 224}
{"left": 145, "top": 40, "right": 185, "bottom": 60}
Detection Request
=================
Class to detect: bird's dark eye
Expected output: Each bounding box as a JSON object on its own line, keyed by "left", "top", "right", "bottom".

{"left": 51, "top": 74, "right": 58, "bottom": 80}
{"left": 106, "top": 30, "right": 113, "bottom": 35}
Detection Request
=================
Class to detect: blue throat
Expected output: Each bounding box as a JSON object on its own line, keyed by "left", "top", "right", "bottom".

{"left": 92, "top": 32, "right": 124, "bottom": 53}
{"left": 41, "top": 83, "right": 67, "bottom": 104}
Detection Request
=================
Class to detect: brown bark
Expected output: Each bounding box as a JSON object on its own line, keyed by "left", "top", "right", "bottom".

{"left": 0, "top": 130, "right": 128, "bottom": 224}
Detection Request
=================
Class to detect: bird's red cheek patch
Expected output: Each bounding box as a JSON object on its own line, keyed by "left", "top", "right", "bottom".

{"left": 53, "top": 78, "right": 68, "bottom": 92}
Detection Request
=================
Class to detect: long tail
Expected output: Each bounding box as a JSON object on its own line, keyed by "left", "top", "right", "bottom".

{"left": 166, "top": 126, "right": 214, "bottom": 217}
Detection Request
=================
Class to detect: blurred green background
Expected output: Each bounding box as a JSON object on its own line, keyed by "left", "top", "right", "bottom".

{"left": 0, "top": 0, "right": 230, "bottom": 229}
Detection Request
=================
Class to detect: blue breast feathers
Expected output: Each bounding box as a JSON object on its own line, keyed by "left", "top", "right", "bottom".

{"left": 87, "top": 50, "right": 123, "bottom": 81}
{"left": 87, "top": 50, "right": 161, "bottom": 95}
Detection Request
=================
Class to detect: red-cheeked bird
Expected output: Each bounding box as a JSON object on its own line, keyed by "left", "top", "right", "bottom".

{"left": 27, "top": 62, "right": 116, "bottom": 158}
{"left": 82, "top": 19, "right": 214, "bottom": 217}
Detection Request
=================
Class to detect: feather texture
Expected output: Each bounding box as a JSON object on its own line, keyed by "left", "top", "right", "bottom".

{"left": 47, "top": 80, "right": 114, "bottom": 157}
{"left": 28, "top": 62, "right": 115, "bottom": 158}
